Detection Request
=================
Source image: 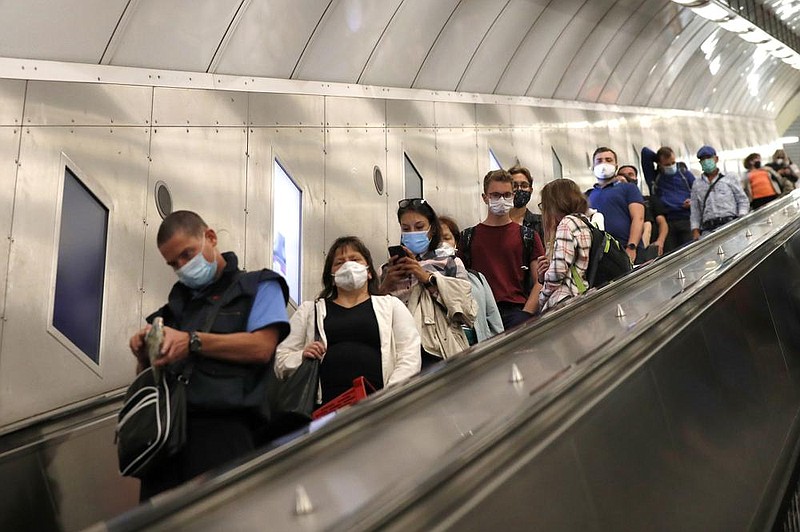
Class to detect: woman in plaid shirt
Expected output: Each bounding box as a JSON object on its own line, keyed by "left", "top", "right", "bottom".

{"left": 537, "top": 179, "right": 594, "bottom": 314}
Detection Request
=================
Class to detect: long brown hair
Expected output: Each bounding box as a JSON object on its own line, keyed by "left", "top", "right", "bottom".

{"left": 539, "top": 179, "right": 588, "bottom": 250}
{"left": 318, "top": 236, "right": 380, "bottom": 300}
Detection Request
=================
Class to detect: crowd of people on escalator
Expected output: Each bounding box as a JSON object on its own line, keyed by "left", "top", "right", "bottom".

{"left": 126, "top": 142, "right": 797, "bottom": 500}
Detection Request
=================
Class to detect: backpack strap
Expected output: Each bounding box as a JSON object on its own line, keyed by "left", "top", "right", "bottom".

{"left": 460, "top": 226, "right": 475, "bottom": 269}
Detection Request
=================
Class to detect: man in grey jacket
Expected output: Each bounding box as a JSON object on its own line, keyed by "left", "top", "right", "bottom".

{"left": 690, "top": 145, "right": 749, "bottom": 239}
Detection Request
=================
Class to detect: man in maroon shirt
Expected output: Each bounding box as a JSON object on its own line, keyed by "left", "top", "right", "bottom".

{"left": 458, "top": 169, "right": 545, "bottom": 329}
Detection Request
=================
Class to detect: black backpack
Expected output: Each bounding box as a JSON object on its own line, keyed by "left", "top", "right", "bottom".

{"left": 571, "top": 214, "right": 632, "bottom": 292}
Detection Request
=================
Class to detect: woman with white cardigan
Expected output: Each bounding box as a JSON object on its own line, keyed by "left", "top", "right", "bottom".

{"left": 275, "top": 236, "right": 421, "bottom": 406}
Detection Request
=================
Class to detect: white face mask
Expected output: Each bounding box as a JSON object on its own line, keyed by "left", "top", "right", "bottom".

{"left": 333, "top": 261, "right": 369, "bottom": 292}
{"left": 594, "top": 163, "right": 617, "bottom": 180}
{"left": 435, "top": 243, "right": 456, "bottom": 258}
{"left": 777, "top": 158, "right": 785, "bottom": 165}
{"left": 488, "top": 196, "right": 514, "bottom": 216}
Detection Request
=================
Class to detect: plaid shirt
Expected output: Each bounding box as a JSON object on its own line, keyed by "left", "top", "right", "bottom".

{"left": 539, "top": 215, "right": 592, "bottom": 313}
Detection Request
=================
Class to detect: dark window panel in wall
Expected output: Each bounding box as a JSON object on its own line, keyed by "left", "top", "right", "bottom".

{"left": 52, "top": 167, "right": 108, "bottom": 364}
{"left": 404, "top": 152, "right": 424, "bottom": 198}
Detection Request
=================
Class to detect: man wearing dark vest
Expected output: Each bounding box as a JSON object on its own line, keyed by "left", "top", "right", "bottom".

{"left": 129, "top": 210, "right": 290, "bottom": 500}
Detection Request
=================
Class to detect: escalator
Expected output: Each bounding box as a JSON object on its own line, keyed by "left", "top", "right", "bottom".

{"left": 92, "top": 192, "right": 800, "bottom": 531}
{"left": 0, "top": 388, "right": 138, "bottom": 531}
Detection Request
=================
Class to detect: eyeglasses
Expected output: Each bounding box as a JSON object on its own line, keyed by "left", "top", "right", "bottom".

{"left": 398, "top": 198, "right": 426, "bottom": 209}
{"left": 487, "top": 192, "right": 514, "bottom": 201}
{"left": 512, "top": 182, "right": 531, "bottom": 191}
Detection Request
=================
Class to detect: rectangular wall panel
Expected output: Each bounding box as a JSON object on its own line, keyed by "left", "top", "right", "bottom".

{"left": 24, "top": 82, "right": 151, "bottom": 126}
{"left": 1, "top": 126, "right": 149, "bottom": 425}
{"left": 435, "top": 128, "right": 482, "bottom": 227}
{"left": 324, "top": 127, "right": 388, "bottom": 259}
{"left": 386, "top": 128, "right": 437, "bottom": 243}
{"left": 246, "top": 127, "right": 326, "bottom": 302}
{"left": 141, "top": 127, "right": 248, "bottom": 326}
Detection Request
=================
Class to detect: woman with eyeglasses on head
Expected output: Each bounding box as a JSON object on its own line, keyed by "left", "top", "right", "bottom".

{"left": 275, "top": 236, "right": 421, "bottom": 408}
{"left": 379, "top": 199, "right": 477, "bottom": 368}
{"left": 537, "top": 179, "right": 594, "bottom": 314}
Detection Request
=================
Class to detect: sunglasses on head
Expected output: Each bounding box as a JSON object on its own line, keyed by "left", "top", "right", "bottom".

{"left": 398, "top": 198, "right": 426, "bottom": 209}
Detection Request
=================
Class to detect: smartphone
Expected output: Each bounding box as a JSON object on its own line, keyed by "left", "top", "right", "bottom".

{"left": 388, "top": 245, "right": 406, "bottom": 260}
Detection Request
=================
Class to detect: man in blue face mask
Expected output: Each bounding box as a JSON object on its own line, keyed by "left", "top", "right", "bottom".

{"left": 128, "top": 210, "right": 290, "bottom": 500}
{"left": 642, "top": 146, "right": 695, "bottom": 252}
{"left": 690, "top": 145, "right": 749, "bottom": 239}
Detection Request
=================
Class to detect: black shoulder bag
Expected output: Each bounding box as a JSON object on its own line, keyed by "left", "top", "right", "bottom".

{"left": 262, "top": 304, "right": 321, "bottom": 440}
{"left": 116, "top": 278, "right": 237, "bottom": 478}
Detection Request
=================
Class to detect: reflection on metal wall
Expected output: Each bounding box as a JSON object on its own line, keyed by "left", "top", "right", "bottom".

{"left": 0, "top": 77, "right": 783, "bottom": 427}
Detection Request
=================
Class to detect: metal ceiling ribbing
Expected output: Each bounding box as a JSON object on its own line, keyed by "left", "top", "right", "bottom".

{"left": 0, "top": 0, "right": 797, "bottom": 118}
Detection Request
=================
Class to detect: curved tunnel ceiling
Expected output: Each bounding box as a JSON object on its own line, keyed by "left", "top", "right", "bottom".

{"left": 0, "top": 0, "right": 797, "bottom": 119}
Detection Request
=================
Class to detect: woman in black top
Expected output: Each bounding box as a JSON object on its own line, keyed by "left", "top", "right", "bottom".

{"left": 276, "top": 237, "right": 421, "bottom": 407}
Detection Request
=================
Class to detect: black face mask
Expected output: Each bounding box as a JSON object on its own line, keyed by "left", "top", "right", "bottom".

{"left": 754, "top": 160, "right": 762, "bottom": 169}
{"left": 514, "top": 189, "right": 532, "bottom": 209}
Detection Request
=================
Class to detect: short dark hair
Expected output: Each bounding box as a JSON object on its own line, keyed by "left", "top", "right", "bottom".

{"left": 592, "top": 147, "right": 617, "bottom": 164}
{"left": 482, "top": 169, "right": 513, "bottom": 193}
{"left": 397, "top": 199, "right": 442, "bottom": 254}
{"left": 618, "top": 165, "right": 638, "bottom": 177}
{"left": 157, "top": 210, "right": 207, "bottom": 247}
{"left": 744, "top": 153, "right": 761, "bottom": 169}
{"left": 655, "top": 147, "right": 674, "bottom": 163}
{"left": 319, "top": 236, "right": 379, "bottom": 300}
{"left": 439, "top": 215, "right": 461, "bottom": 245}
{"left": 508, "top": 165, "right": 532, "bottom": 186}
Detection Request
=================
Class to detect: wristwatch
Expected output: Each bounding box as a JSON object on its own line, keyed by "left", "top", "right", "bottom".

{"left": 188, "top": 331, "right": 202, "bottom": 354}
{"left": 626, "top": 243, "right": 637, "bottom": 250}
{"left": 423, "top": 274, "right": 436, "bottom": 288}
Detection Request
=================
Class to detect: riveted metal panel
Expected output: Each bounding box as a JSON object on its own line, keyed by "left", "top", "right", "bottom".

{"left": 325, "top": 96, "right": 385, "bottom": 128}
{"left": 214, "top": 0, "right": 331, "bottom": 79}
{"left": 434, "top": 102, "right": 475, "bottom": 128}
{"left": 414, "top": 0, "right": 507, "bottom": 91}
{"left": 386, "top": 99, "right": 435, "bottom": 128}
{"left": 294, "top": 0, "right": 404, "bottom": 84}
{"left": 476, "top": 103, "right": 511, "bottom": 128}
{"left": 496, "top": 0, "right": 585, "bottom": 97}
{"left": 152, "top": 87, "right": 247, "bottom": 127}
{"left": 0, "top": 79, "right": 26, "bottom": 126}
{"left": 386, "top": 128, "right": 437, "bottom": 240}
{"left": 106, "top": 0, "right": 242, "bottom": 72}
{"left": 435, "top": 127, "right": 482, "bottom": 226}
{"left": 23, "top": 82, "right": 151, "bottom": 126}
{"left": 141, "top": 127, "right": 247, "bottom": 323}
{"left": 511, "top": 127, "right": 548, "bottom": 187}
{"left": 458, "top": 0, "right": 549, "bottom": 94}
{"left": 246, "top": 127, "right": 325, "bottom": 301}
{"left": 528, "top": 0, "right": 619, "bottom": 99}
{"left": 325, "top": 127, "right": 388, "bottom": 256}
{"left": 0, "top": 126, "right": 149, "bottom": 425}
{"left": 0, "top": 127, "right": 21, "bottom": 330}
{"left": 360, "top": 0, "right": 460, "bottom": 88}
{"left": 478, "top": 128, "right": 515, "bottom": 170}
{"left": 248, "top": 93, "right": 324, "bottom": 127}
{"left": 0, "top": 0, "right": 128, "bottom": 63}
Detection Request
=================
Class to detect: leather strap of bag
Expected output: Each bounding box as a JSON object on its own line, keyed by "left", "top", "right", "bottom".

{"left": 313, "top": 302, "right": 321, "bottom": 342}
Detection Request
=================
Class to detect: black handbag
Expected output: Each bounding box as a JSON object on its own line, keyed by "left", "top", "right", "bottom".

{"left": 262, "top": 305, "right": 321, "bottom": 440}
{"left": 116, "top": 279, "right": 235, "bottom": 478}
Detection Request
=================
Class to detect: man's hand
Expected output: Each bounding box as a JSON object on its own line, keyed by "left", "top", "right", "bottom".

{"left": 692, "top": 229, "right": 701, "bottom": 241}
{"left": 153, "top": 326, "right": 190, "bottom": 366}
{"left": 129, "top": 325, "right": 151, "bottom": 365}
{"left": 303, "top": 341, "right": 326, "bottom": 360}
{"left": 625, "top": 248, "right": 636, "bottom": 263}
{"left": 655, "top": 240, "right": 665, "bottom": 257}
{"left": 682, "top": 198, "right": 691, "bottom": 209}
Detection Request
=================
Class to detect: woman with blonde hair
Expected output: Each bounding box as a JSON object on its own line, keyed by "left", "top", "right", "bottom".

{"left": 536, "top": 179, "right": 594, "bottom": 314}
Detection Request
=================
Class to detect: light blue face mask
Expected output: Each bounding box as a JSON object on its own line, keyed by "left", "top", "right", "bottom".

{"left": 663, "top": 164, "right": 678, "bottom": 175}
{"left": 176, "top": 236, "right": 218, "bottom": 289}
{"left": 401, "top": 231, "right": 431, "bottom": 256}
{"left": 700, "top": 158, "right": 717, "bottom": 174}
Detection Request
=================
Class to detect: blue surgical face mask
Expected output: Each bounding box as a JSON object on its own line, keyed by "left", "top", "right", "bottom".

{"left": 663, "top": 164, "right": 678, "bottom": 175}
{"left": 176, "top": 236, "right": 218, "bottom": 289}
{"left": 401, "top": 231, "right": 431, "bottom": 256}
{"left": 700, "top": 158, "right": 717, "bottom": 175}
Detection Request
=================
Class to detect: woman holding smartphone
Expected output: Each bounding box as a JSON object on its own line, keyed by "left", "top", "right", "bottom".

{"left": 379, "top": 198, "right": 477, "bottom": 367}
